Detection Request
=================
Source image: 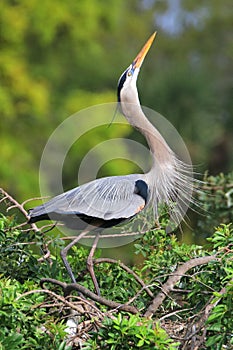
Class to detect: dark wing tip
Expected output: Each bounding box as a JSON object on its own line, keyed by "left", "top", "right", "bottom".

{"left": 27, "top": 206, "right": 51, "bottom": 224}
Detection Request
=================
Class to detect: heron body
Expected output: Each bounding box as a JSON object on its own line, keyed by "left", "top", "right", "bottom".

{"left": 29, "top": 175, "right": 148, "bottom": 229}
{"left": 29, "top": 32, "right": 193, "bottom": 235}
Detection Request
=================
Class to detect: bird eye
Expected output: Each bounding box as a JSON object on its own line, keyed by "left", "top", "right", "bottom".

{"left": 127, "top": 70, "right": 132, "bottom": 77}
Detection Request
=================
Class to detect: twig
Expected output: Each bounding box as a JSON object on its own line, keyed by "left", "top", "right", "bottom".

{"left": 144, "top": 255, "right": 217, "bottom": 318}
{"left": 55, "top": 231, "right": 143, "bottom": 241}
{"left": 37, "top": 250, "right": 51, "bottom": 263}
{"left": 159, "top": 307, "right": 194, "bottom": 321}
{"left": 0, "top": 188, "right": 29, "bottom": 218}
{"left": 16, "top": 288, "right": 89, "bottom": 315}
{"left": 10, "top": 222, "right": 29, "bottom": 230}
{"left": 21, "top": 196, "right": 50, "bottom": 207}
{"left": 94, "top": 257, "right": 154, "bottom": 298}
{"left": 124, "top": 285, "right": 154, "bottom": 309}
{"left": 40, "top": 278, "right": 138, "bottom": 314}
{"left": 69, "top": 295, "right": 106, "bottom": 318}
{"left": 201, "top": 183, "right": 233, "bottom": 191}
{"left": 0, "top": 196, "right": 8, "bottom": 203}
{"left": 0, "top": 188, "right": 54, "bottom": 265}
{"left": 0, "top": 188, "right": 40, "bottom": 233}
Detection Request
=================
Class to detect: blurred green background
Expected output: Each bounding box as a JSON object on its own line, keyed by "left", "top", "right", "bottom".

{"left": 0, "top": 0, "right": 232, "bottom": 203}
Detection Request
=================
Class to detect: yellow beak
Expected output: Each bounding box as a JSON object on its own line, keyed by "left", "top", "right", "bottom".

{"left": 133, "top": 32, "right": 157, "bottom": 69}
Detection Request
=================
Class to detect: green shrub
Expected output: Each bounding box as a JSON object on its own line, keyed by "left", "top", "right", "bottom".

{"left": 0, "top": 172, "right": 232, "bottom": 349}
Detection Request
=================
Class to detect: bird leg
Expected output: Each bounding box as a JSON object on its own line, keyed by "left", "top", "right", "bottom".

{"left": 60, "top": 228, "right": 101, "bottom": 296}
{"left": 60, "top": 229, "right": 90, "bottom": 283}
{"left": 87, "top": 233, "right": 100, "bottom": 296}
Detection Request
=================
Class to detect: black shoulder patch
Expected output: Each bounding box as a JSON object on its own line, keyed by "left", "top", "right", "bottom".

{"left": 135, "top": 180, "right": 148, "bottom": 202}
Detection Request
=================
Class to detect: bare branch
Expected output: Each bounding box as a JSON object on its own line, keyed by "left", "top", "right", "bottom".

{"left": 37, "top": 250, "right": 51, "bottom": 263}
{"left": 16, "top": 288, "right": 90, "bottom": 315}
{"left": 144, "top": 255, "right": 217, "bottom": 318}
{"left": 159, "top": 307, "right": 195, "bottom": 321}
{"left": 0, "top": 188, "right": 40, "bottom": 233}
{"left": 40, "top": 277, "right": 138, "bottom": 314}
{"left": 180, "top": 274, "right": 233, "bottom": 350}
{"left": 94, "top": 257, "right": 154, "bottom": 298}
{"left": 21, "top": 196, "right": 50, "bottom": 207}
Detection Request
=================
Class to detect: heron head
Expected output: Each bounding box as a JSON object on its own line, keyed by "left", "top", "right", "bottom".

{"left": 117, "top": 32, "right": 157, "bottom": 102}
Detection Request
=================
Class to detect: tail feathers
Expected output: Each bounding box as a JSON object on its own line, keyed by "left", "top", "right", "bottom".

{"left": 28, "top": 204, "right": 51, "bottom": 223}
{"left": 28, "top": 212, "right": 50, "bottom": 223}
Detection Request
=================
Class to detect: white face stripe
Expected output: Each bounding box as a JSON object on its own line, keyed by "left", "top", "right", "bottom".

{"left": 117, "top": 65, "right": 140, "bottom": 102}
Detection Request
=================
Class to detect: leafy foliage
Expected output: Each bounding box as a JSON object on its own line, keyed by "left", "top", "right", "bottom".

{"left": 0, "top": 2, "right": 232, "bottom": 349}
{"left": 195, "top": 172, "right": 233, "bottom": 238}
{"left": 0, "top": 172, "right": 233, "bottom": 348}
{"left": 204, "top": 224, "right": 233, "bottom": 348}
{"left": 0, "top": 277, "right": 71, "bottom": 350}
{"left": 83, "top": 314, "right": 179, "bottom": 350}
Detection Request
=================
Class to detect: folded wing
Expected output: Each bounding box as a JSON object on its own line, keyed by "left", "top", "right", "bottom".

{"left": 29, "top": 175, "right": 148, "bottom": 227}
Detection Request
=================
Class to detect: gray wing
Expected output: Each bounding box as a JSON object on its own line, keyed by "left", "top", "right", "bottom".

{"left": 29, "top": 175, "right": 148, "bottom": 222}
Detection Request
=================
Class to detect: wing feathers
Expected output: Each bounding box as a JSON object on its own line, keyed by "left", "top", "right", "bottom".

{"left": 29, "top": 175, "right": 148, "bottom": 223}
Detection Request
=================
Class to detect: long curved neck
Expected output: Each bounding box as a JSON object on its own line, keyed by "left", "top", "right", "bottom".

{"left": 120, "top": 98, "right": 175, "bottom": 170}
{"left": 119, "top": 75, "right": 194, "bottom": 223}
{"left": 119, "top": 82, "right": 194, "bottom": 224}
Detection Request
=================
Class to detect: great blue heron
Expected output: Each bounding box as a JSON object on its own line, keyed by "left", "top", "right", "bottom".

{"left": 29, "top": 33, "right": 194, "bottom": 294}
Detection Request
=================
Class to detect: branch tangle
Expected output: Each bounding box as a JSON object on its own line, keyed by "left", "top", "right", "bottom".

{"left": 144, "top": 255, "right": 217, "bottom": 318}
